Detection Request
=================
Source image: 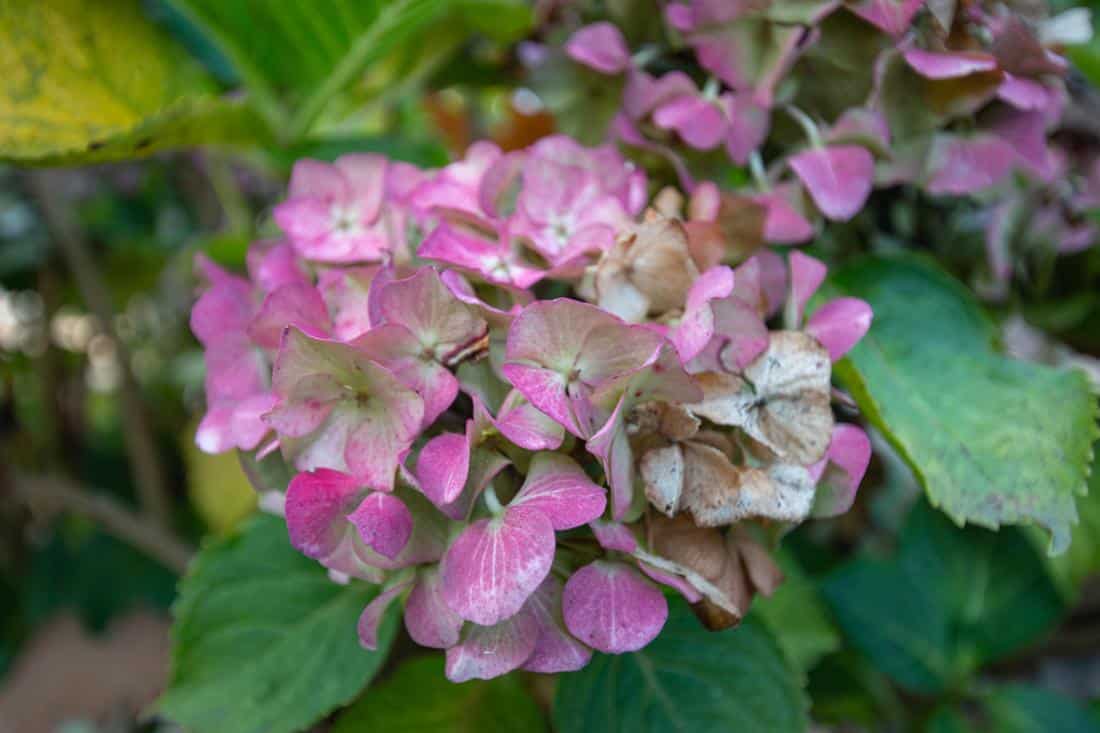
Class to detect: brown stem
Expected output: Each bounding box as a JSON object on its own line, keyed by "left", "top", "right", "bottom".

{"left": 26, "top": 170, "right": 173, "bottom": 527}
{"left": 10, "top": 473, "right": 193, "bottom": 574}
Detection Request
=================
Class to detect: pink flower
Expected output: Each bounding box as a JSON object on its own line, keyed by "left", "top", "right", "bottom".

{"left": 787, "top": 252, "right": 873, "bottom": 361}
{"left": 439, "top": 453, "right": 606, "bottom": 626}
{"left": 562, "top": 560, "right": 668, "bottom": 653}
{"left": 788, "top": 145, "right": 875, "bottom": 222}
{"left": 502, "top": 299, "right": 664, "bottom": 438}
{"left": 190, "top": 256, "right": 276, "bottom": 454}
{"left": 565, "top": 22, "right": 632, "bottom": 74}
{"left": 353, "top": 268, "right": 487, "bottom": 426}
{"left": 265, "top": 328, "right": 425, "bottom": 491}
{"left": 284, "top": 469, "right": 446, "bottom": 580}
{"left": 274, "top": 155, "right": 395, "bottom": 263}
{"left": 509, "top": 156, "right": 629, "bottom": 265}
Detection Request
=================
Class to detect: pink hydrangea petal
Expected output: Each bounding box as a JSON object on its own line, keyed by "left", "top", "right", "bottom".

{"left": 562, "top": 561, "right": 669, "bottom": 654}
{"left": 357, "top": 580, "right": 411, "bottom": 650}
{"left": 441, "top": 505, "right": 556, "bottom": 625}
{"left": 829, "top": 108, "right": 891, "bottom": 150}
{"left": 706, "top": 298, "right": 769, "bottom": 372}
{"left": 268, "top": 333, "right": 424, "bottom": 490}
{"left": 755, "top": 250, "right": 790, "bottom": 318}
{"left": 789, "top": 145, "right": 874, "bottom": 222}
{"left": 849, "top": 0, "right": 925, "bottom": 36}
{"left": 287, "top": 158, "right": 348, "bottom": 199}
{"left": 445, "top": 608, "right": 539, "bottom": 683}
{"left": 344, "top": 390, "right": 424, "bottom": 492}
{"left": 284, "top": 468, "right": 359, "bottom": 561}
{"left": 479, "top": 150, "right": 527, "bottom": 218}
{"left": 673, "top": 266, "right": 735, "bottom": 362}
{"left": 334, "top": 154, "right": 386, "bottom": 222}
{"left": 666, "top": 3, "right": 694, "bottom": 30}
{"left": 653, "top": 95, "right": 728, "bottom": 150}
{"left": 248, "top": 282, "right": 332, "bottom": 349}
{"left": 352, "top": 490, "right": 450, "bottom": 571}
{"left": 512, "top": 453, "right": 607, "bottom": 530}
{"left": 788, "top": 251, "right": 828, "bottom": 327}
{"left": 565, "top": 22, "right": 631, "bottom": 74}
{"left": 494, "top": 390, "right": 565, "bottom": 450}
{"left": 902, "top": 48, "right": 998, "bottom": 79}
{"left": 638, "top": 562, "right": 703, "bottom": 604}
{"left": 753, "top": 188, "right": 814, "bottom": 244}
{"left": 811, "top": 424, "right": 872, "bottom": 517}
{"left": 318, "top": 267, "right": 377, "bottom": 342}
{"left": 590, "top": 520, "right": 637, "bottom": 553}
{"left": 377, "top": 268, "right": 486, "bottom": 355}
{"left": 415, "top": 431, "right": 471, "bottom": 506}
{"left": 352, "top": 323, "right": 457, "bottom": 428}
{"left": 190, "top": 274, "right": 252, "bottom": 346}
{"left": 623, "top": 70, "right": 697, "bottom": 120}
{"left": 988, "top": 109, "right": 1051, "bottom": 180}
{"left": 587, "top": 396, "right": 634, "bottom": 520}
{"left": 500, "top": 363, "right": 576, "bottom": 436}
{"left": 724, "top": 93, "right": 770, "bottom": 165}
{"left": 405, "top": 566, "right": 464, "bottom": 649}
{"left": 246, "top": 240, "right": 308, "bottom": 293}
{"left": 347, "top": 491, "right": 413, "bottom": 560}
{"left": 522, "top": 576, "right": 592, "bottom": 674}
{"left": 925, "top": 135, "right": 1016, "bottom": 195}
{"left": 997, "top": 74, "right": 1051, "bottom": 110}
{"left": 273, "top": 197, "right": 332, "bottom": 243}
{"left": 806, "top": 297, "right": 873, "bottom": 361}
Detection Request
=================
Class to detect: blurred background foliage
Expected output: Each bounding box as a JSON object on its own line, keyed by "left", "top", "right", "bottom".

{"left": 0, "top": 1, "right": 1099, "bottom": 732}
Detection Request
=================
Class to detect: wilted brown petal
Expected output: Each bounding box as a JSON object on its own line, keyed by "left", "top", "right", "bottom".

{"left": 640, "top": 444, "right": 684, "bottom": 516}
{"left": 680, "top": 441, "right": 773, "bottom": 527}
{"left": 690, "top": 331, "right": 834, "bottom": 464}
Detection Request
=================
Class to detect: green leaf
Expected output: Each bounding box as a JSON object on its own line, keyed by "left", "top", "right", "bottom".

{"left": 1039, "top": 445, "right": 1100, "bottom": 599}
{"left": 0, "top": 0, "right": 264, "bottom": 164}
{"left": 826, "top": 255, "right": 1098, "bottom": 553}
{"left": 982, "top": 684, "right": 1100, "bottom": 733}
{"left": 169, "top": 0, "right": 531, "bottom": 138}
{"left": 158, "top": 513, "right": 396, "bottom": 733}
{"left": 822, "top": 501, "right": 1065, "bottom": 695}
{"left": 752, "top": 549, "right": 840, "bottom": 674}
{"left": 331, "top": 656, "right": 546, "bottom": 733}
{"left": 554, "top": 600, "right": 808, "bottom": 733}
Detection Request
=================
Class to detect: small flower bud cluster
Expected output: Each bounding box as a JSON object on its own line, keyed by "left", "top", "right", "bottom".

{"left": 192, "top": 135, "right": 872, "bottom": 681}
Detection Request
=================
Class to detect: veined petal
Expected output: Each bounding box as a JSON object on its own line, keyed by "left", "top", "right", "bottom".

{"left": 445, "top": 609, "right": 539, "bottom": 682}
{"left": 494, "top": 390, "right": 565, "bottom": 450}
{"left": 512, "top": 453, "right": 607, "bottom": 530}
{"left": 284, "top": 468, "right": 359, "bottom": 561}
{"left": 405, "top": 566, "right": 464, "bottom": 649}
{"left": 415, "top": 431, "right": 471, "bottom": 506}
{"left": 357, "top": 580, "right": 411, "bottom": 650}
{"left": 522, "top": 576, "right": 592, "bottom": 673}
{"left": 347, "top": 491, "right": 413, "bottom": 560}
{"left": 441, "top": 505, "right": 556, "bottom": 625}
{"left": 562, "top": 561, "right": 668, "bottom": 654}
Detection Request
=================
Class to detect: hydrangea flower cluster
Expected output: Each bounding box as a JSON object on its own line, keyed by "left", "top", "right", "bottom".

{"left": 549, "top": 2, "right": 1096, "bottom": 293}
{"left": 191, "top": 135, "right": 873, "bottom": 682}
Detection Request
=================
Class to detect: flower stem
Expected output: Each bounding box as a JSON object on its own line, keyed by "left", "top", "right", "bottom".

{"left": 483, "top": 483, "right": 504, "bottom": 516}
{"left": 785, "top": 105, "right": 824, "bottom": 149}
